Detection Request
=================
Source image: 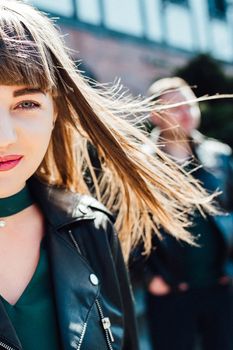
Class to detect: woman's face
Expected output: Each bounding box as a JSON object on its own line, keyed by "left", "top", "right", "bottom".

{"left": 0, "top": 85, "right": 55, "bottom": 197}
{"left": 151, "top": 90, "right": 201, "bottom": 136}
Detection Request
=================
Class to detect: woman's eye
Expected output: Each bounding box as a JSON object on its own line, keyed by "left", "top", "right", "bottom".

{"left": 16, "top": 101, "right": 40, "bottom": 110}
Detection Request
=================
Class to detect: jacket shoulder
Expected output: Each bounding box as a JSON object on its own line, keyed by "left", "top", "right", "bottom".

{"left": 74, "top": 195, "right": 119, "bottom": 263}
{"left": 77, "top": 194, "right": 115, "bottom": 223}
{"left": 201, "top": 139, "right": 232, "bottom": 157}
{"left": 192, "top": 130, "right": 232, "bottom": 157}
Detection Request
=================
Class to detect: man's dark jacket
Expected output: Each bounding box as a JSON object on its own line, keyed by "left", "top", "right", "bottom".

{"left": 0, "top": 178, "right": 139, "bottom": 350}
{"left": 144, "top": 130, "right": 233, "bottom": 289}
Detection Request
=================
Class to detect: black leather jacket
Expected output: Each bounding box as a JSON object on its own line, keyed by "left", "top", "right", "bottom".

{"left": 143, "top": 130, "right": 233, "bottom": 288}
{"left": 0, "top": 177, "right": 139, "bottom": 350}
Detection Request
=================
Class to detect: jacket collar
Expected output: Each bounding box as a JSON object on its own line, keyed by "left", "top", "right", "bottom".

{"left": 46, "top": 224, "right": 101, "bottom": 350}
{"left": 27, "top": 176, "right": 96, "bottom": 229}
{"left": 28, "top": 177, "right": 104, "bottom": 349}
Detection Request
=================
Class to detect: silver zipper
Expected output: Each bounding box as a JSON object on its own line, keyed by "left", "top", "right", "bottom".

{"left": 0, "top": 341, "right": 16, "bottom": 350}
{"left": 68, "top": 230, "right": 82, "bottom": 255}
{"left": 95, "top": 299, "right": 114, "bottom": 350}
{"left": 75, "top": 322, "right": 87, "bottom": 350}
{"left": 68, "top": 229, "right": 90, "bottom": 350}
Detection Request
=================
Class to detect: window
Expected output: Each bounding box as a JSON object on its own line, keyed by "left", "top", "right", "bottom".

{"left": 103, "top": 0, "right": 144, "bottom": 36}
{"left": 29, "top": 0, "right": 74, "bottom": 17}
{"left": 208, "top": 0, "right": 227, "bottom": 18}
{"left": 76, "top": 0, "right": 102, "bottom": 25}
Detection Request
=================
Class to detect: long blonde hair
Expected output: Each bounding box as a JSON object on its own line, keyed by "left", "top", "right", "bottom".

{"left": 0, "top": 0, "right": 216, "bottom": 260}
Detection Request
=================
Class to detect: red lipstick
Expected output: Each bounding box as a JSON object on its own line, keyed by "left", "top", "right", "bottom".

{"left": 0, "top": 155, "right": 23, "bottom": 171}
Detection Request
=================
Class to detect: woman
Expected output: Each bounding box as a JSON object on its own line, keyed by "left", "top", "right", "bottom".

{"left": 0, "top": 1, "right": 215, "bottom": 349}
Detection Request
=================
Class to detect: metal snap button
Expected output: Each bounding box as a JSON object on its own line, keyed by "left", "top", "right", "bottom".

{"left": 90, "top": 274, "right": 99, "bottom": 286}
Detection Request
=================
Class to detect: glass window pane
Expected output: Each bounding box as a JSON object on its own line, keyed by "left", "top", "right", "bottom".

{"left": 29, "top": 0, "right": 74, "bottom": 17}
{"left": 77, "top": 0, "right": 102, "bottom": 24}
{"left": 166, "top": 4, "right": 193, "bottom": 50}
{"left": 144, "top": 0, "right": 163, "bottom": 41}
{"left": 103, "top": 0, "right": 143, "bottom": 36}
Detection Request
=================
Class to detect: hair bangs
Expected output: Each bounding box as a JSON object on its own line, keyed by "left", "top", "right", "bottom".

{"left": 0, "top": 9, "right": 56, "bottom": 92}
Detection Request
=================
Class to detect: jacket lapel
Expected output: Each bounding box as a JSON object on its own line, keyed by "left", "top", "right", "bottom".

{"left": 0, "top": 300, "right": 22, "bottom": 350}
{"left": 47, "top": 225, "right": 100, "bottom": 350}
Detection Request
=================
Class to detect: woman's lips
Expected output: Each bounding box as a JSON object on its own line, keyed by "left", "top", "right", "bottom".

{"left": 0, "top": 155, "right": 23, "bottom": 171}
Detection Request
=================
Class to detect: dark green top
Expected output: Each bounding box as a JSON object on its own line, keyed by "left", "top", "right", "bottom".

{"left": 1, "top": 238, "right": 62, "bottom": 349}
{"left": 183, "top": 212, "right": 222, "bottom": 288}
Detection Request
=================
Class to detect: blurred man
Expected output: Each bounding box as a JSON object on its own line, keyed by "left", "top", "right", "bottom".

{"left": 145, "top": 77, "right": 233, "bottom": 350}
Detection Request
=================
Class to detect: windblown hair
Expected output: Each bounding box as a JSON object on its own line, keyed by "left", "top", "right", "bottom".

{"left": 0, "top": 0, "right": 216, "bottom": 261}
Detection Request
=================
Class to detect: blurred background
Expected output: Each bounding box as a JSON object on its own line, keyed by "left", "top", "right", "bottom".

{"left": 28, "top": 0, "right": 233, "bottom": 148}
{"left": 28, "top": 1, "right": 233, "bottom": 349}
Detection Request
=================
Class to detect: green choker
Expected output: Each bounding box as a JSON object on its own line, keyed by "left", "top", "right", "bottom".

{"left": 0, "top": 186, "right": 34, "bottom": 227}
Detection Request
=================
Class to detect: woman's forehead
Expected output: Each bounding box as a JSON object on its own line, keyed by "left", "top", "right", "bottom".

{"left": 0, "top": 40, "right": 55, "bottom": 90}
{"left": 0, "top": 85, "right": 46, "bottom": 96}
{"left": 161, "top": 89, "right": 196, "bottom": 104}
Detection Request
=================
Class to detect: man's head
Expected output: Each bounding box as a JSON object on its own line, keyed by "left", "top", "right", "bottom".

{"left": 147, "top": 77, "right": 201, "bottom": 136}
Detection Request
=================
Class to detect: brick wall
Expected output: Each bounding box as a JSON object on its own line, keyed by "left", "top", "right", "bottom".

{"left": 61, "top": 26, "right": 193, "bottom": 95}
{"left": 61, "top": 25, "right": 233, "bottom": 95}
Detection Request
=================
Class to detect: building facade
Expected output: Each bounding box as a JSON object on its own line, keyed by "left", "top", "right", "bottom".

{"left": 29, "top": 0, "right": 233, "bottom": 94}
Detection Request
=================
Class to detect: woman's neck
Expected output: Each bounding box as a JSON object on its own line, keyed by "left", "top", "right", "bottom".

{"left": 0, "top": 204, "right": 45, "bottom": 240}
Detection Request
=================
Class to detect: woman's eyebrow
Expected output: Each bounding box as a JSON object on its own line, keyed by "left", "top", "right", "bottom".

{"left": 13, "top": 88, "right": 45, "bottom": 97}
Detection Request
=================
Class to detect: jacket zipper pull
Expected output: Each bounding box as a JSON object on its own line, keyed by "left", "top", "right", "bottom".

{"left": 101, "top": 317, "right": 115, "bottom": 342}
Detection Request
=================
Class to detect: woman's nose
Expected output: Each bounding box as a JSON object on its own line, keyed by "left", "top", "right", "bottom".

{"left": 0, "top": 112, "right": 17, "bottom": 148}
